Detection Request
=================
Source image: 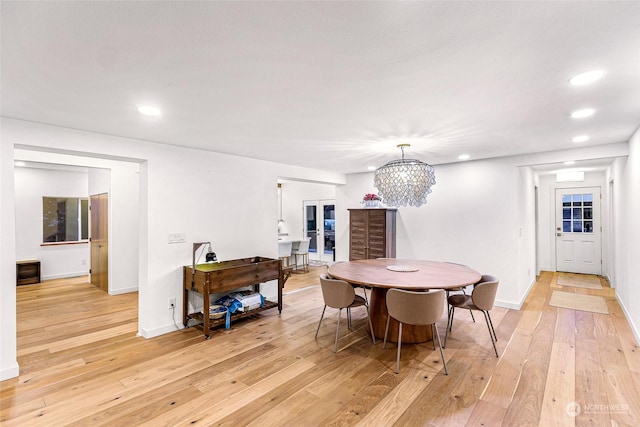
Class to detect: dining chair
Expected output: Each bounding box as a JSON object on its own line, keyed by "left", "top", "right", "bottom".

{"left": 292, "top": 238, "right": 310, "bottom": 272}
{"left": 444, "top": 275, "right": 499, "bottom": 357}
{"left": 326, "top": 261, "right": 369, "bottom": 304}
{"left": 315, "top": 274, "right": 376, "bottom": 352}
{"left": 444, "top": 261, "right": 476, "bottom": 326}
{"left": 383, "top": 288, "right": 448, "bottom": 375}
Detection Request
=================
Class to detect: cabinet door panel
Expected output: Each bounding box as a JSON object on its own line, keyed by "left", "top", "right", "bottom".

{"left": 367, "top": 210, "right": 388, "bottom": 259}
{"left": 349, "top": 210, "right": 368, "bottom": 260}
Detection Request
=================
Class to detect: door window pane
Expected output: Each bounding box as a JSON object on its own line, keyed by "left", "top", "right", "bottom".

{"left": 560, "top": 192, "right": 596, "bottom": 235}
{"left": 572, "top": 194, "right": 582, "bottom": 206}
{"left": 323, "top": 204, "right": 335, "bottom": 256}
{"left": 584, "top": 208, "right": 593, "bottom": 219}
{"left": 306, "top": 205, "right": 317, "bottom": 253}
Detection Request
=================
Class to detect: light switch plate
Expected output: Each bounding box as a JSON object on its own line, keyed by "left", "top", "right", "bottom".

{"left": 168, "top": 233, "right": 186, "bottom": 244}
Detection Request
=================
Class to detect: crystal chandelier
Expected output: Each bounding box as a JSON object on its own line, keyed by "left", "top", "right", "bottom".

{"left": 373, "top": 144, "right": 436, "bottom": 207}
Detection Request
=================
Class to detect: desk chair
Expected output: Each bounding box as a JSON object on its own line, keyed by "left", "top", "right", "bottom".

{"left": 445, "top": 275, "right": 499, "bottom": 357}
{"left": 315, "top": 274, "right": 376, "bottom": 353}
{"left": 383, "top": 289, "right": 448, "bottom": 375}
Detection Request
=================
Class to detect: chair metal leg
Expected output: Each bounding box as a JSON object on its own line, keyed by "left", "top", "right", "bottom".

{"left": 347, "top": 307, "right": 352, "bottom": 330}
{"left": 444, "top": 306, "right": 454, "bottom": 348}
{"left": 361, "top": 286, "right": 369, "bottom": 305}
{"left": 334, "top": 308, "right": 342, "bottom": 353}
{"left": 383, "top": 314, "right": 391, "bottom": 349}
{"left": 365, "top": 305, "right": 376, "bottom": 344}
{"left": 432, "top": 325, "right": 437, "bottom": 351}
{"left": 461, "top": 288, "right": 475, "bottom": 322}
{"left": 433, "top": 323, "right": 448, "bottom": 375}
{"left": 396, "top": 322, "right": 403, "bottom": 374}
{"left": 486, "top": 311, "right": 497, "bottom": 342}
{"left": 483, "top": 311, "right": 499, "bottom": 357}
{"left": 315, "top": 305, "right": 327, "bottom": 339}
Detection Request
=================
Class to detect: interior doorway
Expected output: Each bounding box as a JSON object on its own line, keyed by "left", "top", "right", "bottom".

{"left": 90, "top": 193, "right": 109, "bottom": 292}
{"left": 303, "top": 200, "right": 335, "bottom": 263}
{"left": 555, "top": 187, "right": 601, "bottom": 275}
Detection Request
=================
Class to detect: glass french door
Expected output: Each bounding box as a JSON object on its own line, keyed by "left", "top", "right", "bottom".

{"left": 303, "top": 200, "right": 335, "bottom": 263}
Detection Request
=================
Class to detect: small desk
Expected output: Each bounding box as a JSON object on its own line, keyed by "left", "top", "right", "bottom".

{"left": 328, "top": 259, "right": 481, "bottom": 343}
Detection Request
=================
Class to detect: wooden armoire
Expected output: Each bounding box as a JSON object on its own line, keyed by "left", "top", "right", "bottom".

{"left": 348, "top": 208, "right": 397, "bottom": 260}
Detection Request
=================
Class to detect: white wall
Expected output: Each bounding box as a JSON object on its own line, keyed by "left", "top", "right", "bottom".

{"left": 611, "top": 128, "right": 640, "bottom": 342}
{"left": 88, "top": 164, "right": 141, "bottom": 295}
{"left": 337, "top": 158, "right": 526, "bottom": 308}
{"left": 1, "top": 117, "right": 346, "bottom": 379}
{"left": 536, "top": 171, "right": 607, "bottom": 273}
{"left": 279, "top": 180, "right": 335, "bottom": 240}
{"left": 336, "top": 145, "right": 631, "bottom": 311}
{"left": 14, "top": 151, "right": 141, "bottom": 295}
{"left": 14, "top": 167, "right": 90, "bottom": 279}
{"left": 0, "top": 135, "right": 19, "bottom": 381}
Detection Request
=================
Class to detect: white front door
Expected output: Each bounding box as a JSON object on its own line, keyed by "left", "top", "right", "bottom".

{"left": 555, "top": 187, "right": 601, "bottom": 275}
{"left": 303, "top": 200, "right": 335, "bottom": 263}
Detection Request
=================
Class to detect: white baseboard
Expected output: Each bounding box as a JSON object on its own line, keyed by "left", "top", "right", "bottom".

{"left": 0, "top": 362, "right": 20, "bottom": 381}
{"left": 616, "top": 294, "right": 640, "bottom": 345}
{"left": 109, "top": 286, "right": 138, "bottom": 295}
{"left": 139, "top": 323, "right": 182, "bottom": 339}
{"left": 495, "top": 276, "right": 537, "bottom": 311}
{"left": 41, "top": 272, "right": 88, "bottom": 281}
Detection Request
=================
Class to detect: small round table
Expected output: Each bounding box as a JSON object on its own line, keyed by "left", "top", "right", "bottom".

{"left": 327, "top": 259, "right": 481, "bottom": 343}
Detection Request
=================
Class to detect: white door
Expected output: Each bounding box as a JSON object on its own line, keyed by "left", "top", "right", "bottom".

{"left": 555, "top": 187, "right": 601, "bottom": 275}
{"left": 303, "top": 200, "right": 335, "bottom": 263}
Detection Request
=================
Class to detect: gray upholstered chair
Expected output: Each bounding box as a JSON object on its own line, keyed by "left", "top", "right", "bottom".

{"left": 326, "top": 261, "right": 369, "bottom": 304}
{"left": 315, "top": 274, "right": 376, "bottom": 352}
{"left": 444, "top": 262, "right": 476, "bottom": 326}
{"left": 383, "top": 288, "right": 448, "bottom": 375}
{"left": 445, "top": 274, "right": 499, "bottom": 357}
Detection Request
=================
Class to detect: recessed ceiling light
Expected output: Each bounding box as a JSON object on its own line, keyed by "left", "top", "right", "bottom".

{"left": 571, "top": 108, "right": 595, "bottom": 119}
{"left": 569, "top": 70, "right": 604, "bottom": 86}
{"left": 564, "top": 160, "right": 576, "bottom": 165}
{"left": 572, "top": 135, "right": 590, "bottom": 143}
{"left": 14, "top": 161, "right": 26, "bottom": 167}
{"left": 458, "top": 154, "right": 470, "bottom": 161}
{"left": 367, "top": 166, "right": 376, "bottom": 171}
{"left": 137, "top": 105, "right": 161, "bottom": 117}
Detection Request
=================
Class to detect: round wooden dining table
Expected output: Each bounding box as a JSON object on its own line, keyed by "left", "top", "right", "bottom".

{"left": 327, "top": 259, "right": 481, "bottom": 343}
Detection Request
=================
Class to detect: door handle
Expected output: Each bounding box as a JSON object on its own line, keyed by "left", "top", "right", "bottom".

{"left": 557, "top": 233, "right": 562, "bottom": 237}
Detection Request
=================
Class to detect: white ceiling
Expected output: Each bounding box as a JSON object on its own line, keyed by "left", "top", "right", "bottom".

{"left": 2, "top": 1, "right": 639, "bottom": 174}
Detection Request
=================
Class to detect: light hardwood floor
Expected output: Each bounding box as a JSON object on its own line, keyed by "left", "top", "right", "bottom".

{"left": 1, "top": 270, "right": 639, "bottom": 426}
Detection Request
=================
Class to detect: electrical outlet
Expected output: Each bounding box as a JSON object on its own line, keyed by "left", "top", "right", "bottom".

{"left": 168, "top": 297, "right": 176, "bottom": 309}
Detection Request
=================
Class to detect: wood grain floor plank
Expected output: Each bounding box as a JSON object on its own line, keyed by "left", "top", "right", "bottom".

{"left": 3, "top": 271, "right": 639, "bottom": 426}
